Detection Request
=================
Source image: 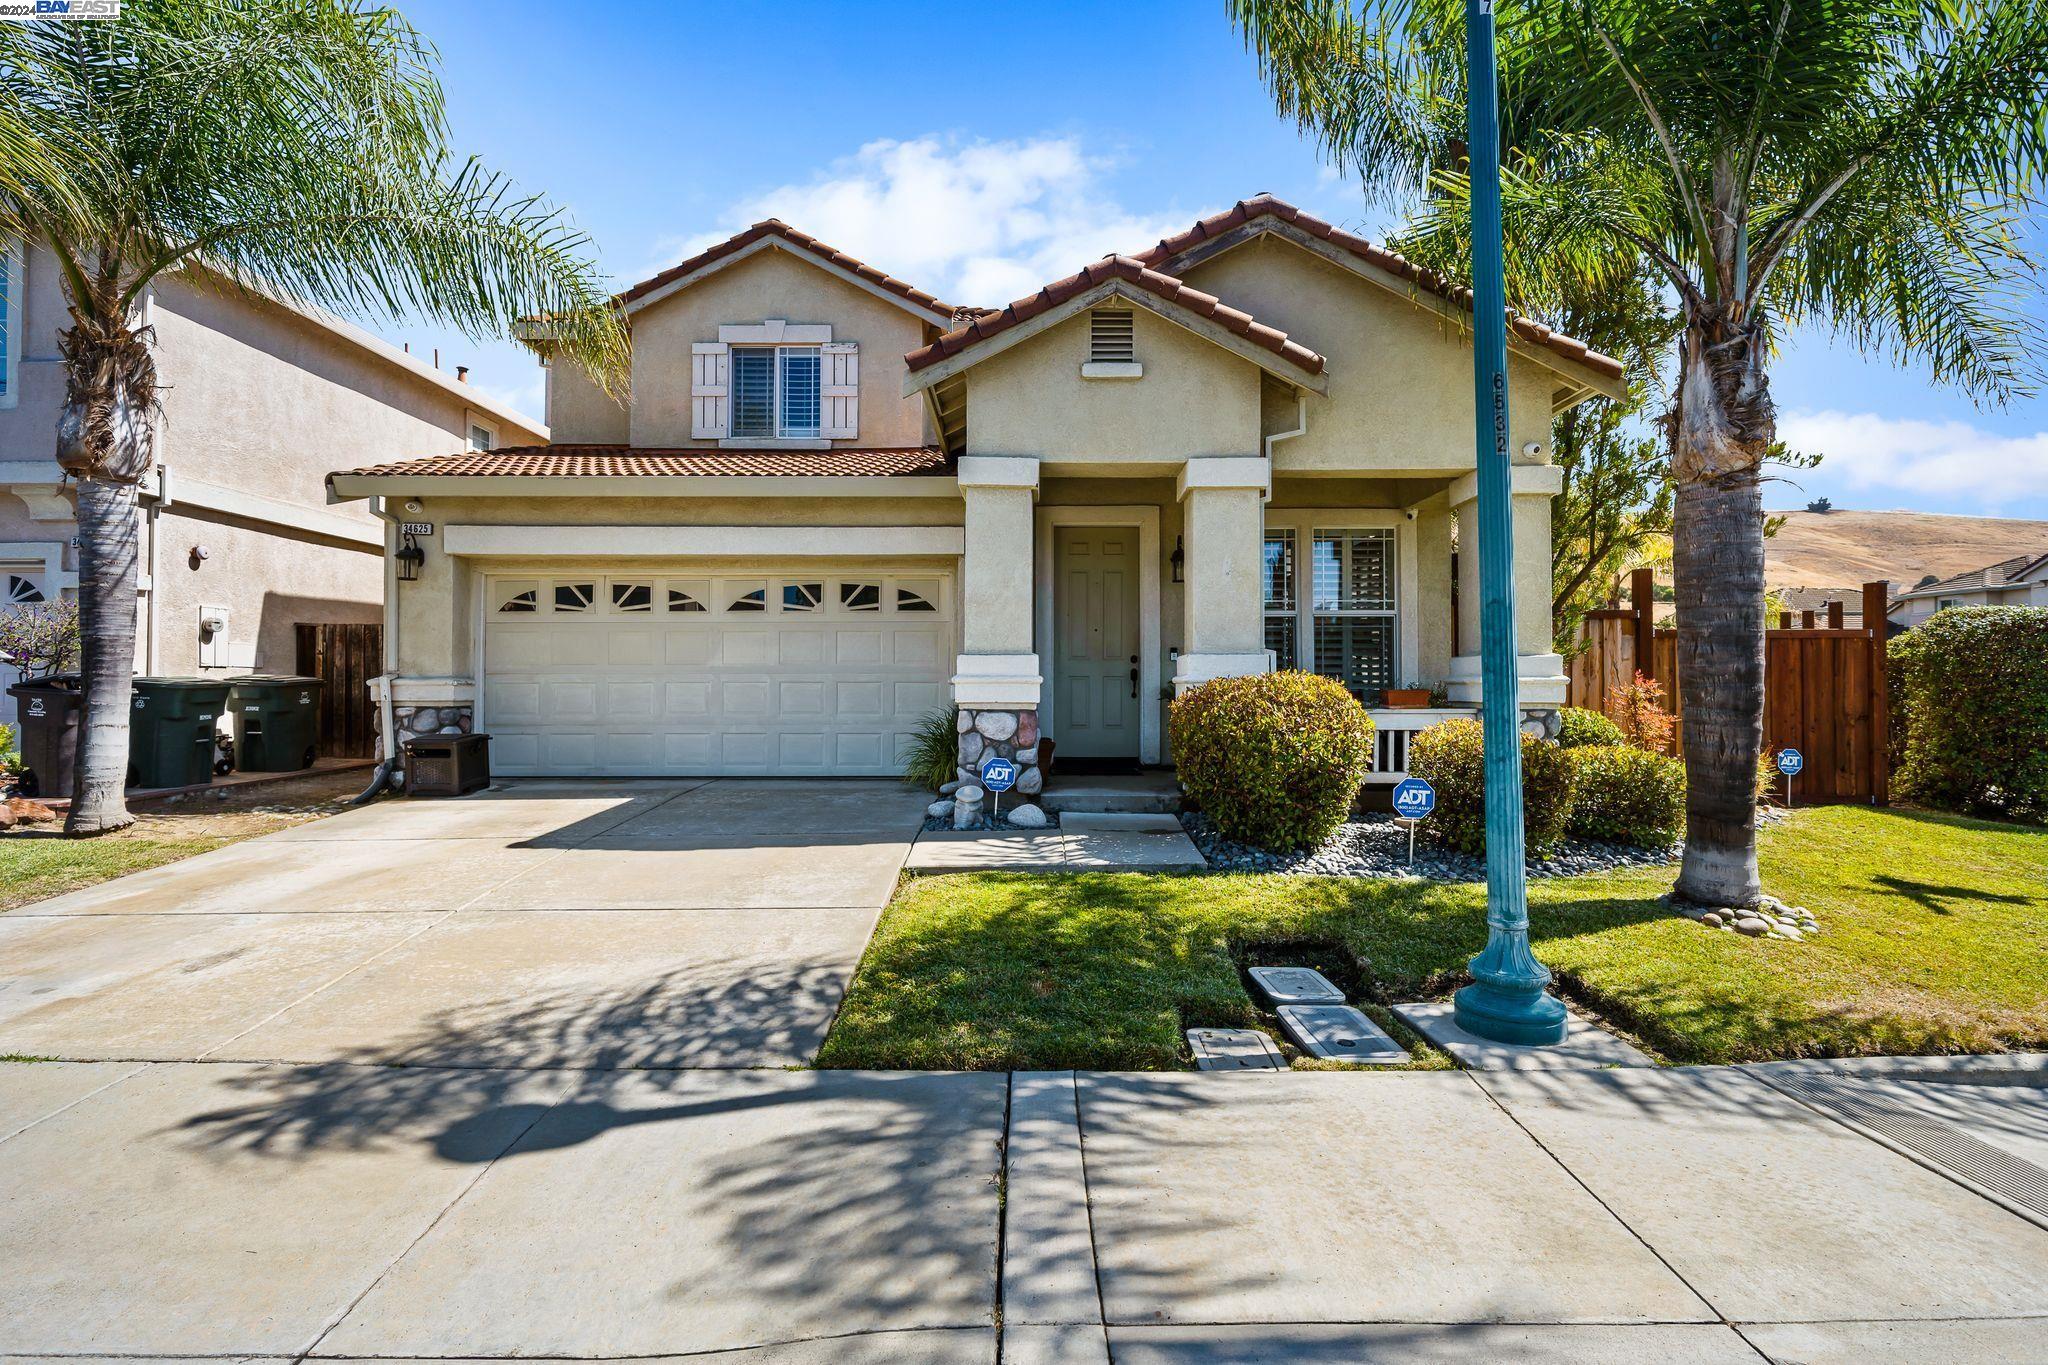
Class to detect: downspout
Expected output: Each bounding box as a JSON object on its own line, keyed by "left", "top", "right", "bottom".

{"left": 352, "top": 493, "right": 402, "bottom": 803}
{"left": 1263, "top": 393, "right": 1307, "bottom": 473}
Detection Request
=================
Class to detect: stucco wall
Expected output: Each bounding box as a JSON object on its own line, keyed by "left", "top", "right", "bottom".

{"left": 965, "top": 309, "right": 1262, "bottom": 464}
{"left": 626, "top": 246, "right": 933, "bottom": 449}
{"left": 1186, "top": 236, "right": 1562, "bottom": 476}
{"left": 547, "top": 361, "right": 629, "bottom": 444}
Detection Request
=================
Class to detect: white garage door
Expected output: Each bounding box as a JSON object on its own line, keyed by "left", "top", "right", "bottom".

{"left": 482, "top": 570, "right": 953, "bottom": 776}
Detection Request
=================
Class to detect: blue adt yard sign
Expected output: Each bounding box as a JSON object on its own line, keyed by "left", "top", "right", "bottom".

{"left": 1776, "top": 748, "right": 1805, "bottom": 776}
{"left": 1391, "top": 777, "right": 1436, "bottom": 820}
{"left": 979, "top": 754, "right": 1017, "bottom": 793}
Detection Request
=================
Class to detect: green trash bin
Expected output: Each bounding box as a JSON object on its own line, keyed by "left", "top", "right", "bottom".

{"left": 6, "top": 672, "right": 83, "bottom": 799}
{"left": 227, "top": 674, "right": 325, "bottom": 772}
{"left": 127, "top": 678, "right": 231, "bottom": 790}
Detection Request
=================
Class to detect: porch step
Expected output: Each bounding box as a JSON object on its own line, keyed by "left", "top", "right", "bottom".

{"left": 1040, "top": 774, "right": 1184, "bottom": 816}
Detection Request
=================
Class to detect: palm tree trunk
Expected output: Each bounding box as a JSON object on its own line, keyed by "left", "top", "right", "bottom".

{"left": 65, "top": 474, "right": 141, "bottom": 834}
{"left": 1670, "top": 311, "right": 1771, "bottom": 907}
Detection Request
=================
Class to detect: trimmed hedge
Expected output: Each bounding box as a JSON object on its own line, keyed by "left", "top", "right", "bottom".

{"left": 1893, "top": 607, "right": 2048, "bottom": 820}
{"left": 1567, "top": 744, "right": 1686, "bottom": 847}
{"left": 1170, "top": 671, "right": 1375, "bottom": 851}
{"left": 1557, "top": 706, "right": 1625, "bottom": 748}
{"left": 1407, "top": 718, "right": 1577, "bottom": 856}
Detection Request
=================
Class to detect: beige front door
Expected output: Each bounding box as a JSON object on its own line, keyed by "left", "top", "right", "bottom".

{"left": 1053, "top": 525, "right": 1141, "bottom": 759}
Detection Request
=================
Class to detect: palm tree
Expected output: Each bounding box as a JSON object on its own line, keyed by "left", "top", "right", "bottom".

{"left": 1232, "top": 0, "right": 2048, "bottom": 906}
{"left": 0, "top": 0, "right": 627, "bottom": 835}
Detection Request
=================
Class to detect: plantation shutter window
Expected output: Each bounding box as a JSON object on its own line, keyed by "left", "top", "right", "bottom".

{"left": 778, "top": 347, "right": 821, "bottom": 438}
{"left": 690, "top": 341, "right": 730, "bottom": 439}
{"left": 1309, "top": 528, "right": 1396, "bottom": 703}
{"left": 1262, "top": 529, "right": 1297, "bottom": 670}
{"left": 820, "top": 341, "right": 859, "bottom": 438}
{"left": 729, "top": 347, "right": 775, "bottom": 438}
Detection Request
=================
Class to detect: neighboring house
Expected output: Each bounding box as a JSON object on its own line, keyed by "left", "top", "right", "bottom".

{"left": 1887, "top": 551, "right": 2048, "bottom": 629}
{"left": 0, "top": 237, "right": 544, "bottom": 730}
{"left": 327, "top": 195, "right": 1623, "bottom": 787}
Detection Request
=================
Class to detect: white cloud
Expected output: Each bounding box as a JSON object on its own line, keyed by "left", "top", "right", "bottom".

{"left": 1777, "top": 409, "right": 2048, "bottom": 508}
{"left": 473, "top": 372, "right": 547, "bottom": 429}
{"left": 637, "top": 136, "right": 1210, "bottom": 308}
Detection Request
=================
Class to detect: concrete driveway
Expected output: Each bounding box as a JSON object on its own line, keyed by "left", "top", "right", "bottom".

{"left": 0, "top": 778, "right": 926, "bottom": 1069}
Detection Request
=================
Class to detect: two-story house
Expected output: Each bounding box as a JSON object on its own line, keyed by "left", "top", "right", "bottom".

{"left": 326, "top": 196, "right": 1622, "bottom": 790}
{"left": 1, "top": 239, "right": 545, "bottom": 732}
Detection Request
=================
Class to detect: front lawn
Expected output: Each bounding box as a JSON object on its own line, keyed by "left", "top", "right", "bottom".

{"left": 816, "top": 806, "right": 2048, "bottom": 1070}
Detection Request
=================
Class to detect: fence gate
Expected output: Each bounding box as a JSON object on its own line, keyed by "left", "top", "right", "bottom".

{"left": 1566, "top": 571, "right": 1891, "bottom": 804}
{"left": 294, "top": 622, "right": 382, "bottom": 760}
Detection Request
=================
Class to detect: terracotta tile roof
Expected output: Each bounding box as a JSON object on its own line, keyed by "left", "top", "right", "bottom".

{"left": 904, "top": 255, "right": 1326, "bottom": 377}
{"left": 614, "top": 220, "right": 957, "bottom": 318}
{"left": 1133, "top": 195, "right": 1625, "bottom": 383}
{"left": 337, "top": 445, "right": 954, "bottom": 479}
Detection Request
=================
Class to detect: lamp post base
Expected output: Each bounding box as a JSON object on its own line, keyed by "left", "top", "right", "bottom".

{"left": 1453, "top": 978, "right": 1568, "bottom": 1046}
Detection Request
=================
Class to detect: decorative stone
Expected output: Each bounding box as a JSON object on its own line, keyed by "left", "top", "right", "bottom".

{"left": 957, "top": 710, "right": 974, "bottom": 733}
{"left": 1007, "top": 802, "right": 1048, "bottom": 828}
{"left": 1017, "top": 764, "right": 1044, "bottom": 796}
{"left": 974, "top": 710, "right": 1019, "bottom": 742}
{"left": 1014, "top": 746, "right": 1038, "bottom": 766}
{"left": 957, "top": 785, "right": 985, "bottom": 804}
{"left": 1016, "top": 710, "right": 1039, "bottom": 747}
{"left": 1701, "top": 912, "right": 1724, "bottom": 927}
{"left": 939, "top": 779, "right": 962, "bottom": 795}
{"left": 1777, "top": 926, "right": 1803, "bottom": 940}
{"left": 927, "top": 799, "right": 953, "bottom": 818}
{"left": 1521, "top": 719, "right": 1545, "bottom": 739}
{"left": 1735, "top": 917, "right": 1769, "bottom": 937}
{"left": 959, "top": 731, "right": 985, "bottom": 764}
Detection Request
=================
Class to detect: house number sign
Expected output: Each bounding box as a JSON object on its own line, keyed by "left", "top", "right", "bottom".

{"left": 401, "top": 522, "right": 434, "bottom": 537}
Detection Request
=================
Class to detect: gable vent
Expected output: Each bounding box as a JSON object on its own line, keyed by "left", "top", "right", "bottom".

{"left": 1090, "top": 309, "right": 1136, "bottom": 364}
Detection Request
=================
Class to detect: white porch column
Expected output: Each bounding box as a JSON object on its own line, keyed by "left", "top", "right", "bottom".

{"left": 952, "top": 455, "right": 1041, "bottom": 709}
{"left": 1173, "top": 455, "right": 1272, "bottom": 692}
{"left": 1448, "top": 462, "right": 1568, "bottom": 717}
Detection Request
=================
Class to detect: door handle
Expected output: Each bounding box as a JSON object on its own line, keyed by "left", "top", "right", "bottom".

{"left": 1129, "top": 655, "right": 1139, "bottom": 699}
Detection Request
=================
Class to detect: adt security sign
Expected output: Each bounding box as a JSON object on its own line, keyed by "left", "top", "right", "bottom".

{"left": 1775, "top": 748, "right": 1804, "bottom": 776}
{"left": 1391, "top": 777, "right": 1436, "bottom": 820}
{"left": 979, "top": 753, "right": 1018, "bottom": 817}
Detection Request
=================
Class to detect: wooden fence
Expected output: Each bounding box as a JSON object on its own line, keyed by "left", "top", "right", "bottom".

{"left": 1566, "top": 569, "right": 1892, "bottom": 804}
{"left": 294, "top": 622, "right": 382, "bottom": 760}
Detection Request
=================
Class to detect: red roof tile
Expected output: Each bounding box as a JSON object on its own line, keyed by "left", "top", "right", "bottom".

{"left": 337, "top": 445, "right": 954, "bottom": 479}
{"left": 904, "top": 255, "right": 1326, "bottom": 377}
{"left": 614, "top": 221, "right": 957, "bottom": 318}
{"left": 1133, "top": 195, "right": 1624, "bottom": 382}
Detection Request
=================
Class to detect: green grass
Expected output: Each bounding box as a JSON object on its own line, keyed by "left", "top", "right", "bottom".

{"left": 817, "top": 806, "right": 2048, "bottom": 1070}
{"left": 0, "top": 835, "right": 236, "bottom": 913}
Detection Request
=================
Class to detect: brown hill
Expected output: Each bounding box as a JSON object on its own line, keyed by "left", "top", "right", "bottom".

{"left": 1763, "top": 509, "right": 2048, "bottom": 594}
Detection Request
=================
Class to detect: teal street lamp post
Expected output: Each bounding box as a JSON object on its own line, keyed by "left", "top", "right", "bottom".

{"left": 1452, "top": 0, "right": 1568, "bottom": 1046}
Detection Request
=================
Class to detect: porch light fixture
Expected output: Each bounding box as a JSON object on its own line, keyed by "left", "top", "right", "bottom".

{"left": 395, "top": 533, "right": 425, "bottom": 583}
{"left": 1171, "top": 535, "right": 1185, "bottom": 583}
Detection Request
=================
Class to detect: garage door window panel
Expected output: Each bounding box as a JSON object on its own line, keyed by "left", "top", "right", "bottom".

{"left": 782, "top": 581, "right": 823, "bottom": 612}
{"left": 840, "top": 581, "right": 881, "bottom": 612}
{"left": 554, "top": 582, "right": 596, "bottom": 614}
{"left": 496, "top": 580, "right": 539, "bottom": 614}
{"left": 611, "top": 580, "right": 654, "bottom": 613}
{"left": 896, "top": 580, "right": 940, "bottom": 613}
{"left": 666, "top": 581, "right": 709, "bottom": 613}
{"left": 725, "top": 581, "right": 767, "bottom": 613}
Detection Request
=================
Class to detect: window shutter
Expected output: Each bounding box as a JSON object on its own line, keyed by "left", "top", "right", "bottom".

{"left": 691, "top": 342, "right": 729, "bottom": 439}
{"left": 820, "top": 341, "right": 859, "bottom": 439}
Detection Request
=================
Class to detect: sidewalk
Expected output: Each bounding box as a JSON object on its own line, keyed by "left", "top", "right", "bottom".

{"left": 2, "top": 1056, "right": 2042, "bottom": 1362}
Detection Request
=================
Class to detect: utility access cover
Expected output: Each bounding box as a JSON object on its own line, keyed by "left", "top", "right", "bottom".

{"left": 1248, "top": 966, "right": 1346, "bottom": 1006}
{"left": 1278, "top": 1005, "right": 1409, "bottom": 1065}
{"left": 1187, "top": 1028, "right": 1285, "bottom": 1071}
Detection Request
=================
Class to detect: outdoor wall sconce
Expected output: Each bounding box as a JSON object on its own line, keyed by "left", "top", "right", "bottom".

{"left": 396, "top": 533, "right": 425, "bottom": 583}
{"left": 1171, "top": 535, "right": 1185, "bottom": 583}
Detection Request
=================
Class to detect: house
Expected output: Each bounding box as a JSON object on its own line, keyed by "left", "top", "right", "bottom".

{"left": 325, "top": 195, "right": 1623, "bottom": 788}
{"left": 1887, "top": 551, "right": 2048, "bottom": 629}
{"left": 0, "top": 238, "right": 545, "bottom": 731}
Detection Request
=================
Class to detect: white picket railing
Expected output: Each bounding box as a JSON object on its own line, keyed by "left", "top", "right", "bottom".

{"left": 1364, "top": 707, "right": 1472, "bottom": 783}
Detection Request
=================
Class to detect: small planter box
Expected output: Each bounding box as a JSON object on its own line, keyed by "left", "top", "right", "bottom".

{"left": 1382, "top": 688, "right": 1433, "bottom": 709}
{"left": 404, "top": 733, "right": 491, "bottom": 797}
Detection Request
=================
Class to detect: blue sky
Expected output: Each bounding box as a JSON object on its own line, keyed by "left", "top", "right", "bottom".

{"left": 390, "top": 0, "right": 2048, "bottom": 519}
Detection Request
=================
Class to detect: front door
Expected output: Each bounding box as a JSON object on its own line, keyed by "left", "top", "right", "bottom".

{"left": 1053, "top": 525, "right": 1140, "bottom": 759}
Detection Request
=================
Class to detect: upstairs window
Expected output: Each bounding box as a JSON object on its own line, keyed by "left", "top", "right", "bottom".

{"left": 469, "top": 422, "right": 496, "bottom": 451}
{"left": 730, "top": 346, "right": 821, "bottom": 439}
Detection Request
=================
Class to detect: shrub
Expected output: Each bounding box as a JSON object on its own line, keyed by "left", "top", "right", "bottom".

{"left": 899, "top": 705, "right": 959, "bottom": 792}
{"left": 0, "top": 598, "right": 79, "bottom": 677}
{"left": 1407, "top": 718, "right": 1578, "bottom": 856}
{"left": 1893, "top": 607, "right": 2048, "bottom": 820}
{"left": 1567, "top": 744, "right": 1686, "bottom": 847}
{"left": 1557, "top": 706, "right": 1624, "bottom": 748}
{"left": 1605, "top": 672, "right": 1676, "bottom": 752}
{"left": 1171, "top": 671, "right": 1374, "bottom": 851}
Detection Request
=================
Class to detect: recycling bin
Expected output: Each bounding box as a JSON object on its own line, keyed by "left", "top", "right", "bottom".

{"left": 404, "top": 732, "right": 491, "bottom": 797}
{"left": 127, "top": 678, "right": 231, "bottom": 789}
{"left": 226, "top": 674, "right": 325, "bottom": 772}
{"left": 5, "top": 672, "right": 82, "bottom": 799}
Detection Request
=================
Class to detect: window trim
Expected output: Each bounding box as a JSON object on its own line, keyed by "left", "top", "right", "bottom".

{"left": 1261, "top": 508, "right": 1419, "bottom": 701}
{"left": 727, "top": 343, "right": 823, "bottom": 441}
{"left": 0, "top": 237, "right": 22, "bottom": 410}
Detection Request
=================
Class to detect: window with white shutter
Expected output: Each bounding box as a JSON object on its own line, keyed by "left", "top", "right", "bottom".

{"left": 821, "top": 341, "right": 859, "bottom": 438}
{"left": 690, "top": 341, "right": 730, "bottom": 439}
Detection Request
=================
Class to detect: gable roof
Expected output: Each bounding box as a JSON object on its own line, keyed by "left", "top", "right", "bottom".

{"left": 613, "top": 220, "right": 960, "bottom": 326}
{"left": 1133, "top": 195, "right": 1625, "bottom": 387}
{"left": 904, "top": 254, "right": 1327, "bottom": 388}
{"left": 1892, "top": 551, "right": 2047, "bottom": 602}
